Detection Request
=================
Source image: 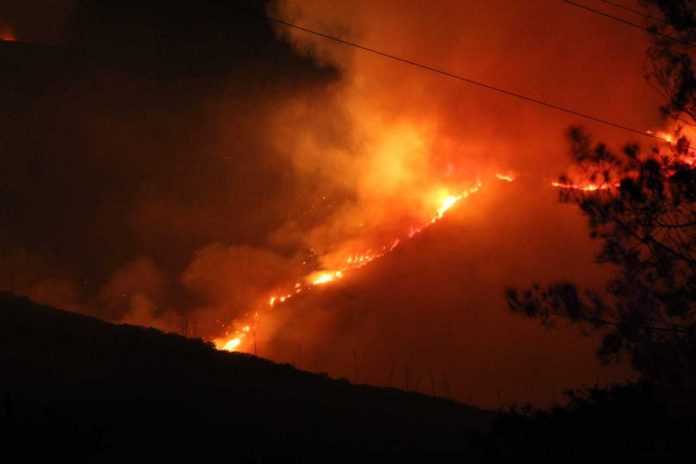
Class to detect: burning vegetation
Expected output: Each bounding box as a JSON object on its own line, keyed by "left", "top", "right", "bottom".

{"left": 213, "top": 180, "right": 485, "bottom": 353}
{"left": 0, "top": 0, "right": 683, "bottom": 407}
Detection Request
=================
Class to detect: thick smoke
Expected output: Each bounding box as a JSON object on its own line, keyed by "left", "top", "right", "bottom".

{"left": 263, "top": 0, "right": 665, "bottom": 268}
{"left": 257, "top": 0, "right": 663, "bottom": 406}
{"left": 0, "top": 0, "right": 665, "bottom": 406}
{"left": 0, "top": 0, "right": 329, "bottom": 327}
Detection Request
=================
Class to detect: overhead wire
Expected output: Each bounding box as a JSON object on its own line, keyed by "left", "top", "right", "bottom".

{"left": 559, "top": 0, "right": 691, "bottom": 47}
{"left": 598, "top": 0, "right": 658, "bottom": 22}
{"left": 210, "top": 0, "right": 667, "bottom": 141}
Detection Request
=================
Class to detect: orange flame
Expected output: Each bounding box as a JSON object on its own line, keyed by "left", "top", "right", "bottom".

{"left": 216, "top": 337, "right": 242, "bottom": 352}
{"left": 210, "top": 126, "right": 695, "bottom": 354}
{"left": 213, "top": 178, "right": 487, "bottom": 353}
{"left": 646, "top": 130, "right": 675, "bottom": 144}
{"left": 214, "top": 318, "right": 256, "bottom": 353}
{"left": 436, "top": 194, "right": 463, "bottom": 220}
{"left": 551, "top": 181, "right": 617, "bottom": 192}
{"left": 308, "top": 270, "right": 345, "bottom": 286}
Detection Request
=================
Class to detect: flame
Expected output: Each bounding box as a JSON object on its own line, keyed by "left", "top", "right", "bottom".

{"left": 308, "top": 270, "right": 344, "bottom": 286}
{"left": 436, "top": 195, "right": 463, "bottom": 220}
{"left": 203, "top": 124, "right": 694, "bottom": 357}
{"left": 552, "top": 125, "right": 696, "bottom": 193}
{"left": 646, "top": 130, "right": 675, "bottom": 144}
{"left": 212, "top": 177, "right": 489, "bottom": 353}
{"left": 213, "top": 317, "right": 258, "bottom": 352}
{"left": 551, "top": 181, "right": 618, "bottom": 192}
{"left": 216, "top": 337, "right": 242, "bottom": 352}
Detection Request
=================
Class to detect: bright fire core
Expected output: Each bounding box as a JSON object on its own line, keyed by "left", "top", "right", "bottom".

{"left": 213, "top": 179, "right": 486, "bottom": 353}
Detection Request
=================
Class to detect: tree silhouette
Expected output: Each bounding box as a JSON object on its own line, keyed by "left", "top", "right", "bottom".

{"left": 507, "top": 1, "right": 696, "bottom": 409}
{"left": 642, "top": 0, "right": 696, "bottom": 123}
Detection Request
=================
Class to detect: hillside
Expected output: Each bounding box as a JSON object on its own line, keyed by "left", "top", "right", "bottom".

{"left": 0, "top": 292, "right": 492, "bottom": 462}
{"left": 257, "top": 181, "right": 628, "bottom": 407}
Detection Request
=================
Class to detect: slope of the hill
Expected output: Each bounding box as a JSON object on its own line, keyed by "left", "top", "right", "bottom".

{"left": 258, "top": 180, "right": 633, "bottom": 407}
{"left": 0, "top": 292, "right": 491, "bottom": 462}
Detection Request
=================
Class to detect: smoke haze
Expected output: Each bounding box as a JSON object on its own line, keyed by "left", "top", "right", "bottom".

{"left": 0, "top": 0, "right": 664, "bottom": 406}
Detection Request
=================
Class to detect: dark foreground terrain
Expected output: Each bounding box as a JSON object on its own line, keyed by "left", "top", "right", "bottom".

{"left": 0, "top": 292, "right": 492, "bottom": 462}
{"left": 3, "top": 292, "right": 694, "bottom": 462}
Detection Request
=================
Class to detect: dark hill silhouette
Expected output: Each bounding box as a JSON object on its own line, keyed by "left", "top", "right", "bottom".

{"left": 0, "top": 292, "right": 491, "bottom": 462}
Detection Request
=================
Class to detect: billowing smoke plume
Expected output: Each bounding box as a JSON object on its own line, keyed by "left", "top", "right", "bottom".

{"left": 241, "top": 0, "right": 664, "bottom": 405}
{"left": 0, "top": 0, "right": 666, "bottom": 406}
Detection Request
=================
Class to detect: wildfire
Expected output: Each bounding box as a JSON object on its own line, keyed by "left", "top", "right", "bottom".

{"left": 436, "top": 195, "right": 463, "bottom": 220}
{"left": 308, "top": 270, "right": 345, "bottom": 286}
{"left": 212, "top": 125, "right": 691, "bottom": 354}
{"left": 431, "top": 181, "right": 482, "bottom": 223}
{"left": 216, "top": 337, "right": 241, "bottom": 351}
{"left": 551, "top": 181, "right": 615, "bottom": 192}
{"left": 213, "top": 178, "right": 489, "bottom": 352}
{"left": 215, "top": 323, "right": 254, "bottom": 353}
{"left": 646, "top": 130, "right": 675, "bottom": 144}
{"left": 347, "top": 253, "right": 378, "bottom": 266}
{"left": 210, "top": 166, "right": 667, "bottom": 353}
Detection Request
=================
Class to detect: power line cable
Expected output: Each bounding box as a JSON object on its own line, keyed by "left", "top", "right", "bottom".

{"left": 559, "top": 0, "right": 691, "bottom": 47}
{"left": 598, "top": 0, "right": 657, "bottom": 21}
{"left": 584, "top": 1, "right": 696, "bottom": 127}
{"left": 0, "top": 1, "right": 674, "bottom": 142}
{"left": 211, "top": 0, "right": 665, "bottom": 141}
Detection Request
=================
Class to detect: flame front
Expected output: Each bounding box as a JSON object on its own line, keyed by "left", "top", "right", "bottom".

{"left": 436, "top": 195, "right": 462, "bottom": 220}
{"left": 308, "top": 270, "right": 344, "bottom": 286}
{"left": 216, "top": 337, "right": 241, "bottom": 351}
{"left": 215, "top": 322, "right": 253, "bottom": 353}
{"left": 551, "top": 181, "right": 616, "bottom": 192}
{"left": 213, "top": 177, "right": 493, "bottom": 353}
{"left": 213, "top": 135, "right": 693, "bottom": 354}
{"left": 209, "top": 123, "right": 692, "bottom": 354}
{"left": 212, "top": 127, "right": 690, "bottom": 354}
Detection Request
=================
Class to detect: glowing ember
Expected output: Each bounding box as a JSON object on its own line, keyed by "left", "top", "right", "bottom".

{"left": 496, "top": 173, "right": 515, "bottom": 182}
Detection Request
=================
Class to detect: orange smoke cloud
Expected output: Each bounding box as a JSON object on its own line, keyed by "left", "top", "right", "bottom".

{"left": 0, "top": 0, "right": 673, "bottom": 408}
{"left": 262, "top": 0, "right": 665, "bottom": 268}
{"left": 229, "top": 0, "right": 667, "bottom": 405}
{"left": 181, "top": 244, "right": 301, "bottom": 338}
{"left": 90, "top": 257, "right": 188, "bottom": 333}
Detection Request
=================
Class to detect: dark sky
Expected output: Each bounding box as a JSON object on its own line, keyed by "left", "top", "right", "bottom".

{"left": 0, "top": 0, "right": 665, "bottom": 406}
{"left": 1, "top": 0, "right": 332, "bottom": 292}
